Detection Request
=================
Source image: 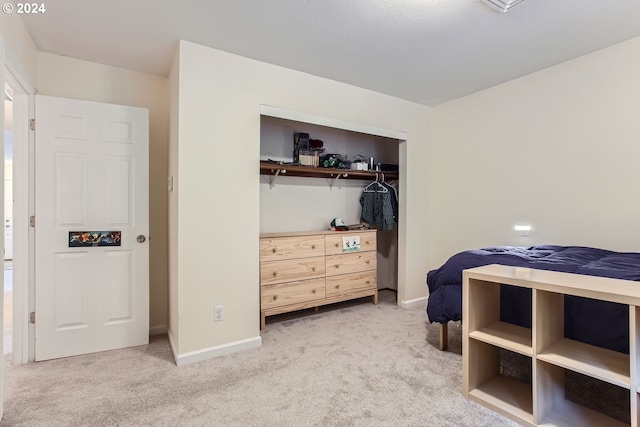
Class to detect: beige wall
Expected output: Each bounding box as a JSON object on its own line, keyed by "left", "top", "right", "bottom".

{"left": 430, "top": 36, "right": 640, "bottom": 267}
{"left": 37, "top": 53, "right": 170, "bottom": 330}
{"left": 172, "top": 40, "right": 431, "bottom": 357}
{"left": 0, "top": 11, "right": 37, "bottom": 83}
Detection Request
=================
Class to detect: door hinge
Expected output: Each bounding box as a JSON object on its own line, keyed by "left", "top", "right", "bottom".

{"left": 29, "top": 215, "right": 35, "bottom": 227}
{"left": 29, "top": 118, "right": 35, "bottom": 131}
{"left": 29, "top": 312, "right": 35, "bottom": 324}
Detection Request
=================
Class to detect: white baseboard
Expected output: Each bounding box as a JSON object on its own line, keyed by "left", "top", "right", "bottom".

{"left": 399, "top": 296, "right": 427, "bottom": 309}
{"left": 173, "top": 336, "right": 262, "bottom": 367}
{"left": 149, "top": 324, "right": 167, "bottom": 336}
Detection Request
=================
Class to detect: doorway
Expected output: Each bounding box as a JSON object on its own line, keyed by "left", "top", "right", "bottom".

{"left": 3, "top": 83, "right": 13, "bottom": 357}
{"left": 2, "top": 66, "right": 31, "bottom": 365}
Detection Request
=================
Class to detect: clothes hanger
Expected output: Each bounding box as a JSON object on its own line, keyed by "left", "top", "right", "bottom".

{"left": 363, "top": 173, "right": 388, "bottom": 193}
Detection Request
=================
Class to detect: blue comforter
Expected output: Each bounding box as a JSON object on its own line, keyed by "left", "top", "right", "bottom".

{"left": 426, "top": 245, "right": 640, "bottom": 353}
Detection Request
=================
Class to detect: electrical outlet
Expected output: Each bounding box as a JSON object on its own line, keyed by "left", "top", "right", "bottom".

{"left": 214, "top": 305, "right": 224, "bottom": 322}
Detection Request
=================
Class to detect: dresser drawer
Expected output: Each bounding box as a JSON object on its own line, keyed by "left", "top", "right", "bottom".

{"left": 326, "top": 271, "right": 377, "bottom": 297}
{"left": 325, "top": 231, "right": 376, "bottom": 255}
{"left": 325, "top": 251, "right": 377, "bottom": 277}
{"left": 260, "top": 256, "right": 325, "bottom": 285}
{"left": 260, "top": 236, "right": 325, "bottom": 262}
{"left": 261, "top": 278, "right": 326, "bottom": 310}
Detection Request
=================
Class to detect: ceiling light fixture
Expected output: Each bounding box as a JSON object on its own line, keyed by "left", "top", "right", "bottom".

{"left": 478, "top": 0, "right": 526, "bottom": 13}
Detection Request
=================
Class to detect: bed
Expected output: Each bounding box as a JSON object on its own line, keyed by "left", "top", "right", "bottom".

{"left": 426, "top": 245, "right": 640, "bottom": 352}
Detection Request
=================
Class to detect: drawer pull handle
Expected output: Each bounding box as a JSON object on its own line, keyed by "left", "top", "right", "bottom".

{"left": 273, "top": 295, "right": 278, "bottom": 300}
{"left": 335, "top": 243, "right": 339, "bottom": 247}
{"left": 312, "top": 289, "right": 316, "bottom": 294}
{"left": 273, "top": 271, "right": 278, "bottom": 277}
{"left": 312, "top": 267, "right": 316, "bottom": 272}
{"left": 366, "top": 260, "right": 370, "bottom": 264}
{"left": 335, "top": 265, "right": 339, "bottom": 269}
{"left": 366, "top": 280, "right": 371, "bottom": 284}
{"left": 335, "top": 284, "right": 340, "bottom": 289}
{"left": 312, "top": 245, "right": 316, "bottom": 249}
{"left": 272, "top": 248, "right": 277, "bottom": 253}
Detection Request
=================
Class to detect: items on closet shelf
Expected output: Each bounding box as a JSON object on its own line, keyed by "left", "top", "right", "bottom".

{"left": 359, "top": 173, "right": 398, "bottom": 231}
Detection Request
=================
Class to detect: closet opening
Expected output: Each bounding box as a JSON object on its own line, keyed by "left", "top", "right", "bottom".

{"left": 258, "top": 108, "right": 403, "bottom": 326}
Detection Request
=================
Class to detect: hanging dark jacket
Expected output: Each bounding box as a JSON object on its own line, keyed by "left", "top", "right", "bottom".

{"left": 360, "top": 182, "right": 395, "bottom": 230}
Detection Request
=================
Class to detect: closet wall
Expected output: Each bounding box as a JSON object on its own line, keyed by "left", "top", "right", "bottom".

{"left": 260, "top": 115, "right": 399, "bottom": 290}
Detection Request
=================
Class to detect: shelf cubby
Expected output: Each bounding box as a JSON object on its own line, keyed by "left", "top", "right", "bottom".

{"left": 469, "top": 321, "right": 532, "bottom": 356}
{"left": 466, "top": 340, "right": 534, "bottom": 425}
{"left": 538, "top": 338, "right": 630, "bottom": 388}
{"left": 537, "top": 396, "right": 629, "bottom": 427}
{"left": 536, "top": 361, "right": 630, "bottom": 426}
{"left": 470, "top": 375, "right": 534, "bottom": 423}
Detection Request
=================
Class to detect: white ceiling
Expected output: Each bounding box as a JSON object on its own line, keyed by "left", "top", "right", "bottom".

{"left": 18, "top": 0, "right": 640, "bottom": 106}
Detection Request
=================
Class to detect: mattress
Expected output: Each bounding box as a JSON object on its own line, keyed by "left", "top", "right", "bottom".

{"left": 426, "top": 245, "right": 640, "bottom": 353}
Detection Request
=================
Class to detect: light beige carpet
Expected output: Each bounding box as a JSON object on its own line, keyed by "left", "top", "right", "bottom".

{"left": 0, "top": 291, "right": 519, "bottom": 427}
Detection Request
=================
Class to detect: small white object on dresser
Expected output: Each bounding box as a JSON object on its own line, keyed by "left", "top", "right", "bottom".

{"left": 259, "top": 229, "right": 378, "bottom": 330}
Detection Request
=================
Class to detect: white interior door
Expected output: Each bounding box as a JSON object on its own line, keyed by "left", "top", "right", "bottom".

{"left": 34, "top": 95, "right": 149, "bottom": 361}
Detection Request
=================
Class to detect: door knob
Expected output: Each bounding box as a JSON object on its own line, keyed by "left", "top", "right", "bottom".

{"left": 136, "top": 235, "right": 146, "bottom": 243}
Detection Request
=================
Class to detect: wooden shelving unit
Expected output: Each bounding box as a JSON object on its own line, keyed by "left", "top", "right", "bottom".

{"left": 260, "top": 161, "right": 398, "bottom": 188}
{"left": 463, "top": 264, "right": 640, "bottom": 427}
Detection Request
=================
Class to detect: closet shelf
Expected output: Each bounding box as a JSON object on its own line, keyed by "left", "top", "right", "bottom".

{"left": 260, "top": 162, "right": 398, "bottom": 181}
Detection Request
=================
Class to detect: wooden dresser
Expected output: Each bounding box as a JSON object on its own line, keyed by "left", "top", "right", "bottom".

{"left": 259, "top": 229, "right": 378, "bottom": 329}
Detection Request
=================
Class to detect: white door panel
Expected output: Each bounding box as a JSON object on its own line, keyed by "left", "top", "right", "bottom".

{"left": 35, "top": 95, "right": 149, "bottom": 361}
